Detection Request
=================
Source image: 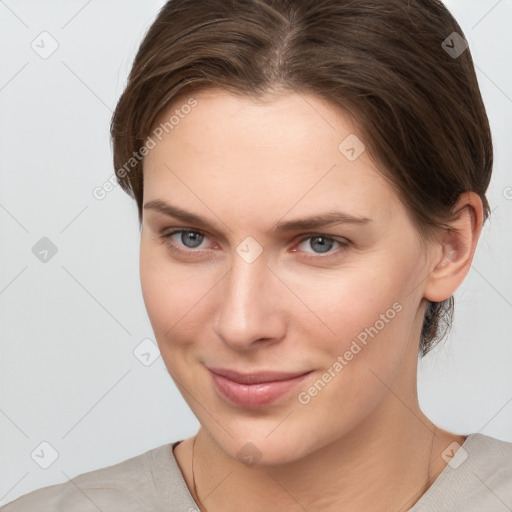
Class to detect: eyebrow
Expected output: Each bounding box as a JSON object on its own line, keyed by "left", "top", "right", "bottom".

{"left": 143, "top": 199, "right": 372, "bottom": 233}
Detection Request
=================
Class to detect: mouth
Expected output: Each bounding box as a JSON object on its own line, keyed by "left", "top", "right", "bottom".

{"left": 207, "top": 366, "right": 313, "bottom": 409}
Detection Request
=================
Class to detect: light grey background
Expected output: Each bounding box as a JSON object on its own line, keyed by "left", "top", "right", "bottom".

{"left": 0, "top": 0, "right": 511, "bottom": 505}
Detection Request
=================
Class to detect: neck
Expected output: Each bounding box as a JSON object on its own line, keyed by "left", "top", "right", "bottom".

{"left": 189, "top": 394, "right": 454, "bottom": 512}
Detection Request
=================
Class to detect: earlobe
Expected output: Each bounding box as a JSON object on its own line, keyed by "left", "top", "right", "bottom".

{"left": 423, "top": 192, "right": 484, "bottom": 303}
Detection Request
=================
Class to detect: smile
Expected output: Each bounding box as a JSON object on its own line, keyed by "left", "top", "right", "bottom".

{"left": 207, "top": 367, "right": 314, "bottom": 409}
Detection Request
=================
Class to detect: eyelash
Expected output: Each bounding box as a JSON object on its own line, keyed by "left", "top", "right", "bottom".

{"left": 159, "top": 228, "right": 350, "bottom": 259}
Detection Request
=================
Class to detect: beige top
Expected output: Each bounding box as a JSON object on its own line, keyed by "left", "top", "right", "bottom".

{"left": 2, "top": 433, "right": 512, "bottom": 511}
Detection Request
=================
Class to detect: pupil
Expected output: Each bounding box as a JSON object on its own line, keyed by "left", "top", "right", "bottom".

{"left": 182, "top": 231, "right": 203, "bottom": 248}
{"left": 311, "top": 236, "right": 333, "bottom": 253}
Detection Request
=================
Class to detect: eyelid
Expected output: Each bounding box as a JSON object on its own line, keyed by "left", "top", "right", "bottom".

{"left": 161, "top": 228, "right": 214, "bottom": 252}
{"left": 161, "top": 228, "right": 350, "bottom": 256}
{"left": 292, "top": 233, "right": 350, "bottom": 256}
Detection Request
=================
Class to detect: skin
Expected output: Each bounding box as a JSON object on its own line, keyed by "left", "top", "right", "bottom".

{"left": 139, "top": 88, "right": 483, "bottom": 512}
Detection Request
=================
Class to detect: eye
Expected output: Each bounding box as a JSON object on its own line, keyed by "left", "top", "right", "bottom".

{"left": 161, "top": 229, "right": 211, "bottom": 252}
{"left": 293, "top": 234, "right": 349, "bottom": 256}
{"left": 160, "top": 229, "right": 350, "bottom": 258}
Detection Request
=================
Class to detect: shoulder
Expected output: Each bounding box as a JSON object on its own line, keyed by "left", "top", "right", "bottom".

{"left": 414, "top": 433, "right": 512, "bottom": 511}
{"left": 464, "top": 433, "right": 512, "bottom": 487}
{"left": 0, "top": 443, "right": 175, "bottom": 512}
{"left": 464, "top": 432, "right": 512, "bottom": 471}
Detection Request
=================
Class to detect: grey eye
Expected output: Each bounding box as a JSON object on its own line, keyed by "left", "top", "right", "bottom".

{"left": 180, "top": 231, "right": 204, "bottom": 248}
{"left": 308, "top": 236, "right": 335, "bottom": 253}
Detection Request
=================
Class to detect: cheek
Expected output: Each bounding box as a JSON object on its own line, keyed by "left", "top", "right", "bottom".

{"left": 291, "top": 270, "right": 413, "bottom": 431}
{"left": 284, "top": 263, "right": 399, "bottom": 334}
{"left": 284, "top": 258, "right": 414, "bottom": 377}
{"left": 139, "top": 239, "right": 218, "bottom": 345}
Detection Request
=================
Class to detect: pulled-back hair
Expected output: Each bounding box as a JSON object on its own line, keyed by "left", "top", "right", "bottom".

{"left": 110, "top": 0, "right": 493, "bottom": 356}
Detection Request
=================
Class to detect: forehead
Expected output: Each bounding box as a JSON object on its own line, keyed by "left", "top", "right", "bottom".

{"left": 143, "top": 88, "right": 398, "bottom": 224}
{"left": 151, "top": 86, "right": 361, "bottom": 153}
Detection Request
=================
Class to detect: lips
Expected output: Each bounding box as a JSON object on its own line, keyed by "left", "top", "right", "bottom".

{"left": 207, "top": 366, "right": 313, "bottom": 408}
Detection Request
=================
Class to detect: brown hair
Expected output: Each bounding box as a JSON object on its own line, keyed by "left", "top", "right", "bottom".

{"left": 110, "top": 0, "right": 493, "bottom": 357}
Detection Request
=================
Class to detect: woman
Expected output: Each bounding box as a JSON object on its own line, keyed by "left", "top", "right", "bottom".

{"left": 3, "top": 0, "right": 511, "bottom": 511}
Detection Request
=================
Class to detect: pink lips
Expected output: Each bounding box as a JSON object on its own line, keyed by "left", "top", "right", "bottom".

{"left": 207, "top": 367, "right": 313, "bottom": 409}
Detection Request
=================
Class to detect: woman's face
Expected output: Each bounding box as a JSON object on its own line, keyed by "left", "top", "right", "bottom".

{"left": 140, "top": 88, "right": 436, "bottom": 464}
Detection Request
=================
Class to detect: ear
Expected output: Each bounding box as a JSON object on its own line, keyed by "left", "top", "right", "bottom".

{"left": 423, "top": 192, "right": 484, "bottom": 303}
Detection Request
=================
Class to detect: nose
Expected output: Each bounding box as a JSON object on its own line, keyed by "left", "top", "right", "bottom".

{"left": 213, "top": 248, "right": 286, "bottom": 351}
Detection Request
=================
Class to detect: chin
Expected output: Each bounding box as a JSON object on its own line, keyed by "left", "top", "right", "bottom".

{"left": 199, "top": 414, "right": 320, "bottom": 468}
{"left": 222, "top": 434, "right": 309, "bottom": 468}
